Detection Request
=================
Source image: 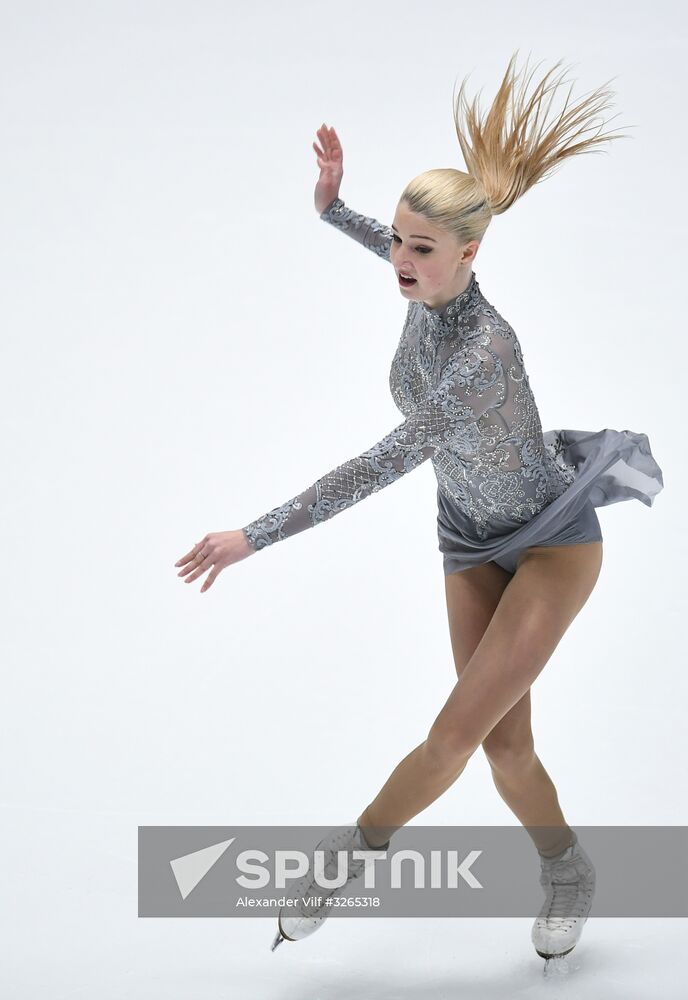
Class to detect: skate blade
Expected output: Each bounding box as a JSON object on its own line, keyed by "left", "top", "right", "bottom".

{"left": 270, "top": 928, "right": 285, "bottom": 952}
{"left": 537, "top": 946, "right": 575, "bottom": 960}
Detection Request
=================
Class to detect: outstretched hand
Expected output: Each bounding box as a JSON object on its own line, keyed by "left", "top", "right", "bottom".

{"left": 175, "top": 530, "right": 255, "bottom": 592}
{"left": 313, "top": 123, "right": 344, "bottom": 214}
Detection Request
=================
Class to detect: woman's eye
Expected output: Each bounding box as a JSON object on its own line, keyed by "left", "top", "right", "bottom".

{"left": 391, "top": 235, "right": 431, "bottom": 253}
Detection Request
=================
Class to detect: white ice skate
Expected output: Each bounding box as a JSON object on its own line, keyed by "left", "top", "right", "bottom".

{"left": 531, "top": 832, "right": 596, "bottom": 962}
{"left": 270, "top": 822, "right": 389, "bottom": 951}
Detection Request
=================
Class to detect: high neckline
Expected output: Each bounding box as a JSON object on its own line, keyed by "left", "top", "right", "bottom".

{"left": 419, "top": 272, "right": 480, "bottom": 327}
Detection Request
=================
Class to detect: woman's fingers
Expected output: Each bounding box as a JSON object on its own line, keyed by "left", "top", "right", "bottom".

{"left": 174, "top": 539, "right": 207, "bottom": 568}
{"left": 175, "top": 529, "right": 251, "bottom": 592}
{"left": 200, "top": 568, "right": 219, "bottom": 593}
{"left": 314, "top": 130, "right": 328, "bottom": 161}
{"left": 181, "top": 555, "right": 213, "bottom": 583}
{"left": 314, "top": 125, "right": 340, "bottom": 164}
{"left": 180, "top": 552, "right": 223, "bottom": 592}
{"left": 325, "top": 126, "right": 340, "bottom": 154}
{"left": 177, "top": 550, "right": 211, "bottom": 579}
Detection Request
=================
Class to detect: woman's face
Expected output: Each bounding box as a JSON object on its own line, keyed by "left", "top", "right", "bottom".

{"left": 389, "top": 201, "right": 479, "bottom": 309}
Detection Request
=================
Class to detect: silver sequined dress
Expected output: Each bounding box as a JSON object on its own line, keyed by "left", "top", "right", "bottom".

{"left": 241, "top": 197, "right": 663, "bottom": 574}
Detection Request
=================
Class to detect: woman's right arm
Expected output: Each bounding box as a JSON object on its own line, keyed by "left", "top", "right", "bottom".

{"left": 319, "top": 197, "right": 393, "bottom": 262}
{"left": 313, "top": 124, "right": 392, "bottom": 263}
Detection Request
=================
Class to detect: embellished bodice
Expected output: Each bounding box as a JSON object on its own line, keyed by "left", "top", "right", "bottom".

{"left": 387, "top": 289, "right": 575, "bottom": 539}
{"left": 242, "top": 197, "right": 576, "bottom": 551}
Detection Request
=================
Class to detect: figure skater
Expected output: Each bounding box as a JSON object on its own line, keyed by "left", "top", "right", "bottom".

{"left": 174, "top": 52, "right": 664, "bottom": 963}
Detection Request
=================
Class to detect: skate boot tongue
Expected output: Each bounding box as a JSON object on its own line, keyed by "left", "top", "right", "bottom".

{"left": 356, "top": 822, "right": 390, "bottom": 852}
{"left": 273, "top": 822, "right": 391, "bottom": 946}
{"left": 554, "top": 844, "right": 576, "bottom": 863}
{"left": 538, "top": 831, "right": 578, "bottom": 861}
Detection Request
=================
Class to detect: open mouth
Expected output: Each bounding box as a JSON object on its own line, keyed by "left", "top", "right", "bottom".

{"left": 398, "top": 273, "right": 417, "bottom": 287}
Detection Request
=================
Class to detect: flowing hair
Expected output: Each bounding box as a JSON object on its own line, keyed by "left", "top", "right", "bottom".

{"left": 400, "top": 50, "right": 632, "bottom": 245}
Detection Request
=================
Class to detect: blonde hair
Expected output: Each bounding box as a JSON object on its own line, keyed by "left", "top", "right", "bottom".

{"left": 400, "top": 50, "right": 632, "bottom": 246}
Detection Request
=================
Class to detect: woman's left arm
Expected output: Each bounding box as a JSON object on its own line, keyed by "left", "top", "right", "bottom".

{"left": 240, "top": 342, "right": 505, "bottom": 552}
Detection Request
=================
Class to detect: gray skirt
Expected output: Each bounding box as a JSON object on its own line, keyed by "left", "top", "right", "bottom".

{"left": 438, "top": 427, "right": 664, "bottom": 576}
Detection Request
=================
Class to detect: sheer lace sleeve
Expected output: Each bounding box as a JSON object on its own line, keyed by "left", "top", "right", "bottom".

{"left": 319, "top": 197, "right": 392, "bottom": 262}
{"left": 241, "top": 343, "right": 506, "bottom": 552}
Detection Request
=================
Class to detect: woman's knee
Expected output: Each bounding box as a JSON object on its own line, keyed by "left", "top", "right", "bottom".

{"left": 424, "top": 719, "right": 482, "bottom": 771}
{"left": 482, "top": 730, "right": 535, "bottom": 773}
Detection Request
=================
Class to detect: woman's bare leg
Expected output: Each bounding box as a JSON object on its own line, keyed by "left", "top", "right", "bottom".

{"left": 441, "top": 559, "right": 576, "bottom": 855}
{"left": 357, "top": 542, "right": 603, "bottom": 848}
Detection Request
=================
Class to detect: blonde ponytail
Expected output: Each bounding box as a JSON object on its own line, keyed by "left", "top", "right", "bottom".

{"left": 400, "top": 50, "right": 632, "bottom": 245}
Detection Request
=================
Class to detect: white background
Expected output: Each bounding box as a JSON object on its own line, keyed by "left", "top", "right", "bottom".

{"left": 1, "top": 1, "right": 685, "bottom": 996}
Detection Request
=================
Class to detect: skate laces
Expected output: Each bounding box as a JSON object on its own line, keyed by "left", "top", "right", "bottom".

{"left": 292, "top": 826, "right": 376, "bottom": 919}
{"left": 540, "top": 847, "right": 594, "bottom": 925}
